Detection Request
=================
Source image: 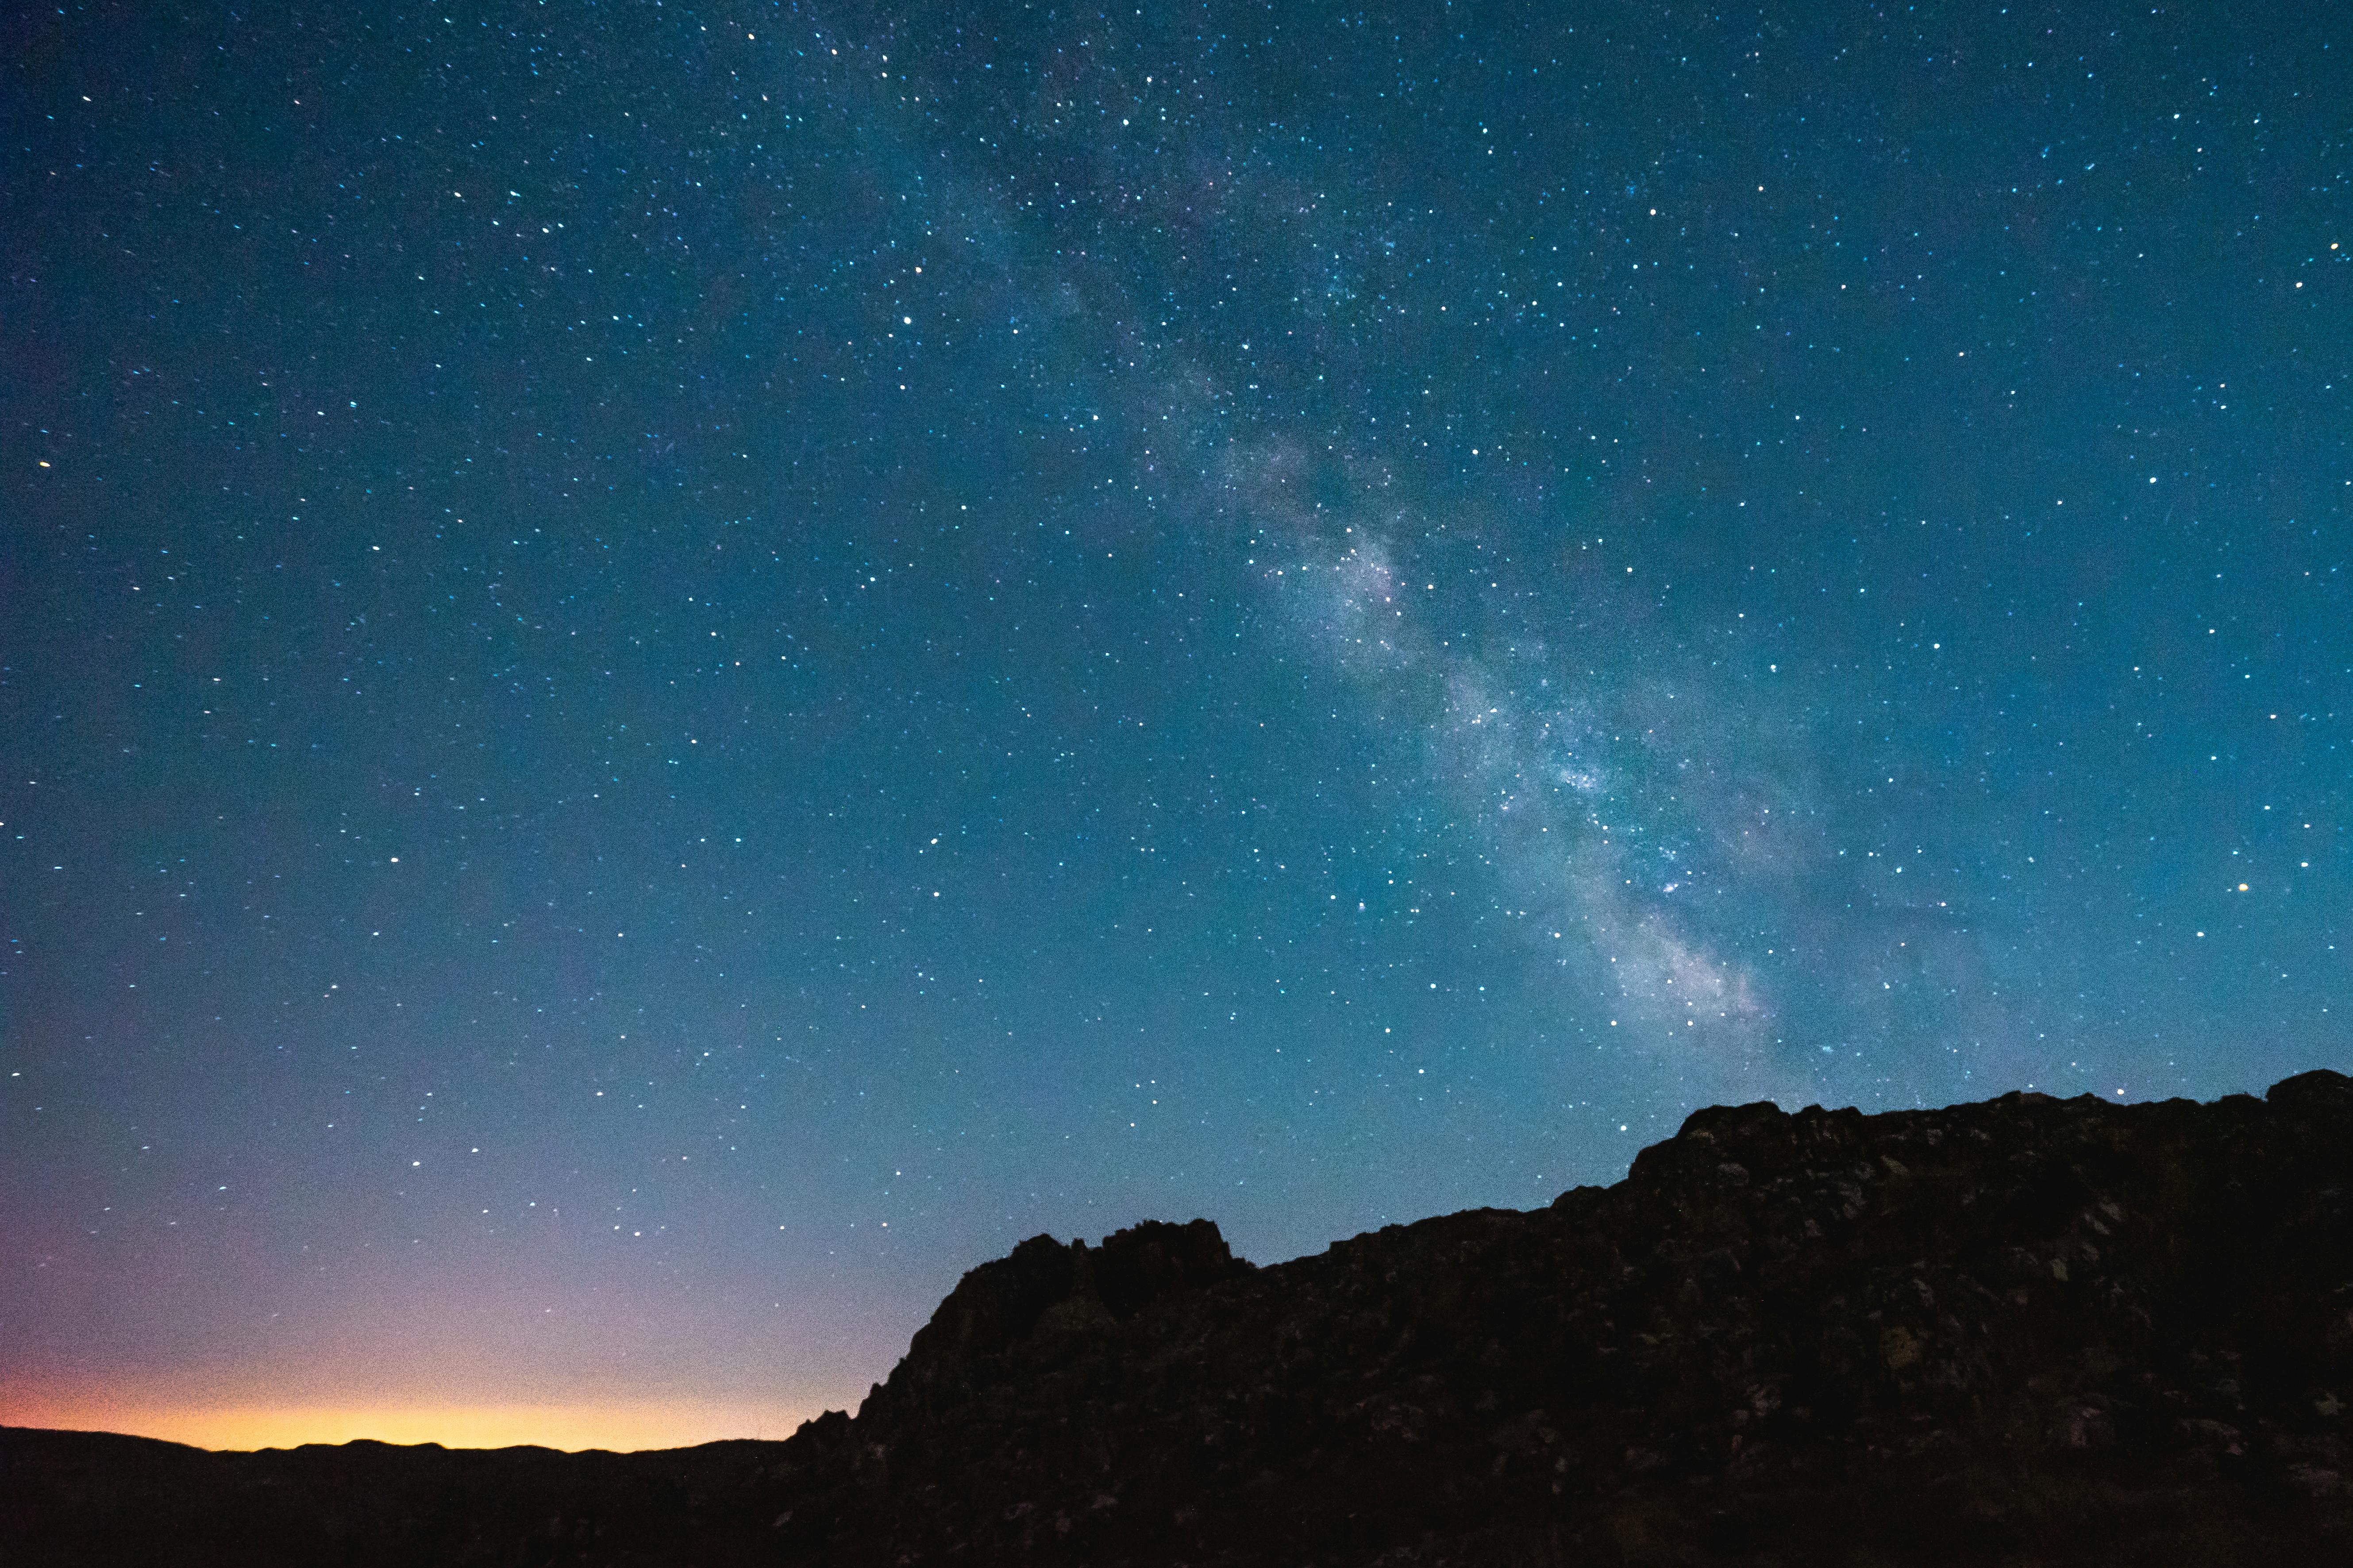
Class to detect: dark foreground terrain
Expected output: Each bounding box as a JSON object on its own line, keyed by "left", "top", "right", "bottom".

{"left": 9, "top": 1073, "right": 2352, "bottom": 1565}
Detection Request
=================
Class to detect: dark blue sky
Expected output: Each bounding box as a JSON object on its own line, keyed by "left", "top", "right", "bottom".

{"left": 4, "top": 0, "right": 2347, "bottom": 1448}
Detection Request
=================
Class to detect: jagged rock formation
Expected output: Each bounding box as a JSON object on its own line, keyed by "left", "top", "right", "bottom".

{"left": 765, "top": 1072, "right": 2353, "bottom": 1565}
{"left": 879, "top": 1218, "right": 1257, "bottom": 1410}
{"left": 8, "top": 1074, "right": 2352, "bottom": 1565}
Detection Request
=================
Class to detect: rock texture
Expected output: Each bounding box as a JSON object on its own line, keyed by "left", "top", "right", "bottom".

{"left": 10, "top": 1074, "right": 2353, "bottom": 1565}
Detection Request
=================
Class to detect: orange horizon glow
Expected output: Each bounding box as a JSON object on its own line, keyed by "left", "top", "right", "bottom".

{"left": 1, "top": 1397, "right": 826, "bottom": 1453}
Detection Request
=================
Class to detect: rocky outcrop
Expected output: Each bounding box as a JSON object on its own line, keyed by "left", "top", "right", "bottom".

{"left": 875, "top": 1219, "right": 1254, "bottom": 1415}
{"left": 765, "top": 1072, "right": 2353, "bottom": 1565}
{"left": 8, "top": 1073, "right": 2352, "bottom": 1565}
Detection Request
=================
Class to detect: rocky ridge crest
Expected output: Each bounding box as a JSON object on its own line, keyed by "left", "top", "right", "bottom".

{"left": 766, "top": 1073, "right": 2353, "bottom": 1564}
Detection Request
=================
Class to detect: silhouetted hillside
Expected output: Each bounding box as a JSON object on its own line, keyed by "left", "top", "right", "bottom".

{"left": 10, "top": 1074, "right": 2351, "bottom": 1565}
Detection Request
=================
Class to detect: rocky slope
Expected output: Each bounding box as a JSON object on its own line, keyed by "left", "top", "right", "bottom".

{"left": 10, "top": 1073, "right": 2353, "bottom": 1565}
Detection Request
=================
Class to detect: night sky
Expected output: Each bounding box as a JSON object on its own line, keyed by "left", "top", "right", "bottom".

{"left": 5, "top": 0, "right": 2348, "bottom": 1451}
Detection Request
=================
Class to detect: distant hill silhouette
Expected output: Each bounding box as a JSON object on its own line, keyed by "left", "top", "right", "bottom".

{"left": 9, "top": 1073, "right": 2351, "bottom": 1564}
